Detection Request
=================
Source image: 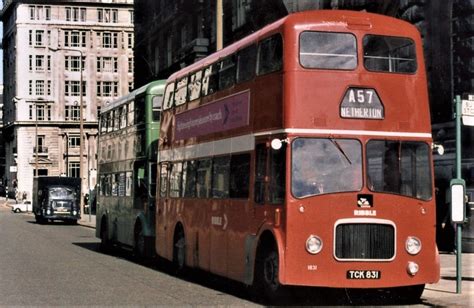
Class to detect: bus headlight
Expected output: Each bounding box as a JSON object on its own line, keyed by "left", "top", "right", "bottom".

{"left": 306, "top": 235, "right": 323, "bottom": 254}
{"left": 73, "top": 210, "right": 77, "bottom": 216}
{"left": 407, "top": 261, "right": 419, "bottom": 276}
{"left": 406, "top": 236, "right": 422, "bottom": 255}
{"left": 46, "top": 209, "right": 51, "bottom": 215}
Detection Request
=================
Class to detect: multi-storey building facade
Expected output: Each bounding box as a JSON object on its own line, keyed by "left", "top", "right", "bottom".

{"left": 1, "top": 0, "right": 134, "bottom": 201}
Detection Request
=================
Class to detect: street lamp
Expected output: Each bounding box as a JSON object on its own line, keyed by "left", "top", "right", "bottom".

{"left": 49, "top": 47, "right": 85, "bottom": 217}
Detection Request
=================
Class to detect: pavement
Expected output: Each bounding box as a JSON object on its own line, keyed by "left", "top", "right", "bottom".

{"left": 2, "top": 198, "right": 473, "bottom": 306}
{"left": 422, "top": 252, "right": 473, "bottom": 307}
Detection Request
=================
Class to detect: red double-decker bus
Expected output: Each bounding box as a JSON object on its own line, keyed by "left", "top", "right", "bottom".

{"left": 156, "top": 10, "right": 439, "bottom": 302}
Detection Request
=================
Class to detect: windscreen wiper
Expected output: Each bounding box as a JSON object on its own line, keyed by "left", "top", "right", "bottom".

{"left": 330, "top": 138, "right": 352, "bottom": 165}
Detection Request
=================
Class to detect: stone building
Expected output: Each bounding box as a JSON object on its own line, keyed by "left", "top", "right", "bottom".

{"left": 1, "top": 0, "right": 134, "bottom": 201}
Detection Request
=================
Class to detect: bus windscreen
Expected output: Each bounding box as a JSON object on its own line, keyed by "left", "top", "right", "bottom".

{"left": 291, "top": 138, "right": 362, "bottom": 198}
{"left": 366, "top": 140, "right": 432, "bottom": 200}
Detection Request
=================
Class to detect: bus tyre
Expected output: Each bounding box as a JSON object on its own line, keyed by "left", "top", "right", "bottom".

{"left": 172, "top": 227, "right": 186, "bottom": 275}
{"left": 389, "top": 284, "right": 425, "bottom": 304}
{"left": 255, "top": 247, "right": 288, "bottom": 303}
{"left": 99, "top": 221, "right": 110, "bottom": 253}
{"left": 35, "top": 214, "right": 45, "bottom": 224}
{"left": 133, "top": 222, "right": 145, "bottom": 259}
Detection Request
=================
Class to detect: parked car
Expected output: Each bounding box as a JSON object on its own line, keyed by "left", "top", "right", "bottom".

{"left": 12, "top": 201, "right": 32, "bottom": 213}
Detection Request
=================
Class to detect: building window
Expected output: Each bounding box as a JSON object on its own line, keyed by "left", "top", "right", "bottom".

{"left": 29, "top": 6, "right": 35, "bottom": 20}
{"left": 66, "top": 7, "right": 85, "bottom": 22}
{"left": 35, "top": 55, "right": 45, "bottom": 71}
{"left": 65, "top": 106, "right": 81, "bottom": 121}
{"left": 128, "top": 58, "right": 134, "bottom": 73}
{"left": 98, "top": 9, "right": 118, "bottom": 23}
{"left": 81, "top": 8, "right": 87, "bottom": 22}
{"left": 29, "top": 30, "right": 33, "bottom": 46}
{"left": 45, "top": 6, "right": 51, "bottom": 20}
{"left": 128, "top": 82, "right": 134, "bottom": 92}
{"left": 97, "top": 57, "right": 118, "bottom": 73}
{"left": 101, "top": 32, "right": 118, "bottom": 48}
{"left": 65, "top": 56, "right": 85, "bottom": 72}
{"left": 129, "top": 10, "right": 134, "bottom": 23}
{"left": 47, "top": 80, "right": 52, "bottom": 95}
{"left": 97, "top": 81, "right": 119, "bottom": 97}
{"left": 66, "top": 7, "right": 71, "bottom": 21}
{"left": 68, "top": 135, "right": 81, "bottom": 148}
{"left": 29, "top": 5, "right": 50, "bottom": 20}
{"left": 28, "top": 105, "right": 49, "bottom": 120}
{"left": 29, "top": 55, "right": 33, "bottom": 71}
{"left": 69, "top": 162, "right": 80, "bottom": 178}
{"left": 65, "top": 81, "right": 86, "bottom": 96}
{"left": 47, "top": 55, "right": 51, "bottom": 71}
{"left": 127, "top": 33, "right": 134, "bottom": 49}
{"left": 35, "top": 30, "right": 44, "bottom": 46}
{"left": 64, "top": 31, "right": 86, "bottom": 47}
{"left": 36, "top": 135, "right": 46, "bottom": 153}
{"left": 35, "top": 80, "right": 45, "bottom": 96}
{"left": 29, "top": 80, "right": 33, "bottom": 95}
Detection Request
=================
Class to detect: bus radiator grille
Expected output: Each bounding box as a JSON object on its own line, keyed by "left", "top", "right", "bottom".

{"left": 335, "top": 223, "right": 395, "bottom": 260}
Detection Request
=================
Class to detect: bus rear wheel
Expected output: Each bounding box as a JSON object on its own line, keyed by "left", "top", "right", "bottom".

{"left": 134, "top": 222, "right": 145, "bottom": 259}
{"left": 99, "top": 220, "right": 110, "bottom": 253}
{"left": 172, "top": 227, "right": 186, "bottom": 275}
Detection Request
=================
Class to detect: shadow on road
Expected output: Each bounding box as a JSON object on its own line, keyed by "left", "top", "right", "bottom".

{"left": 70, "top": 241, "right": 424, "bottom": 306}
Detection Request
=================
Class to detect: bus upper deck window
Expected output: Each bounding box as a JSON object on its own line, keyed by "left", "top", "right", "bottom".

{"left": 258, "top": 34, "right": 283, "bottom": 75}
{"left": 363, "top": 35, "right": 417, "bottom": 73}
{"left": 174, "top": 76, "right": 188, "bottom": 106}
{"left": 152, "top": 95, "right": 163, "bottom": 121}
{"left": 162, "top": 83, "right": 175, "bottom": 110}
{"left": 188, "top": 70, "right": 203, "bottom": 101}
{"left": 218, "top": 56, "right": 236, "bottom": 90}
{"left": 237, "top": 44, "right": 257, "bottom": 83}
{"left": 299, "top": 31, "right": 357, "bottom": 70}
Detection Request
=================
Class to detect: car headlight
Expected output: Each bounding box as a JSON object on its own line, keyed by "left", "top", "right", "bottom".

{"left": 306, "top": 235, "right": 323, "bottom": 254}
{"left": 73, "top": 210, "right": 77, "bottom": 215}
{"left": 46, "top": 209, "right": 51, "bottom": 215}
{"left": 406, "top": 236, "right": 422, "bottom": 255}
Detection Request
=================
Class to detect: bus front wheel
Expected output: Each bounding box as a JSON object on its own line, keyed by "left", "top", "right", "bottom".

{"left": 255, "top": 246, "right": 288, "bottom": 302}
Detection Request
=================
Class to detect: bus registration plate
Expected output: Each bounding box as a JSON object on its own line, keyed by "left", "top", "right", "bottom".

{"left": 347, "top": 270, "right": 381, "bottom": 279}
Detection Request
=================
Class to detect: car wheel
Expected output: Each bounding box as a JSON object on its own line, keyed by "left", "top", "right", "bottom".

{"left": 14, "top": 208, "right": 20, "bottom": 213}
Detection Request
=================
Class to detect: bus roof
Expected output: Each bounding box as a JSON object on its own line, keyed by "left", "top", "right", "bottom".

{"left": 167, "top": 10, "right": 420, "bottom": 82}
{"left": 101, "top": 79, "right": 166, "bottom": 113}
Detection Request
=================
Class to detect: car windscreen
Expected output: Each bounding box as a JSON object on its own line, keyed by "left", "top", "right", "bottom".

{"left": 48, "top": 187, "right": 76, "bottom": 199}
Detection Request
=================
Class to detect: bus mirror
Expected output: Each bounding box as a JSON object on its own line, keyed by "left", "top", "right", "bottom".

{"left": 271, "top": 138, "right": 289, "bottom": 150}
{"left": 450, "top": 179, "right": 466, "bottom": 223}
{"left": 432, "top": 143, "right": 445, "bottom": 155}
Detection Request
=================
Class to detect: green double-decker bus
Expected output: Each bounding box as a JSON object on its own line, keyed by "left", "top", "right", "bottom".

{"left": 96, "top": 80, "right": 165, "bottom": 257}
